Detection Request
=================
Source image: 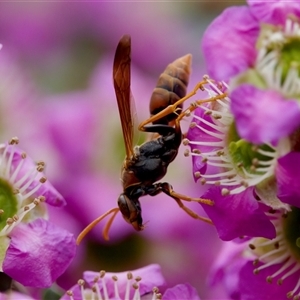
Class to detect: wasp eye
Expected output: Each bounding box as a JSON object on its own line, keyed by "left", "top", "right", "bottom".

{"left": 117, "top": 194, "right": 143, "bottom": 231}
{"left": 118, "top": 194, "right": 130, "bottom": 221}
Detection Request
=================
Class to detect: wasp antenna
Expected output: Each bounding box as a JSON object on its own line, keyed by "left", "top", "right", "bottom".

{"left": 102, "top": 207, "right": 120, "bottom": 241}
{"left": 76, "top": 207, "right": 120, "bottom": 245}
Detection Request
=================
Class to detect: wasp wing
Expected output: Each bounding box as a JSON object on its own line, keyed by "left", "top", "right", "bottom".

{"left": 113, "top": 35, "right": 135, "bottom": 160}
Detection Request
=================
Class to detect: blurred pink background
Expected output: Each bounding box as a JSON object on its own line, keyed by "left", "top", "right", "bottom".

{"left": 0, "top": 2, "right": 244, "bottom": 299}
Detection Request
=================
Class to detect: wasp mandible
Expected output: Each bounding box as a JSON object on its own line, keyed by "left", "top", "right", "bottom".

{"left": 77, "top": 35, "right": 216, "bottom": 243}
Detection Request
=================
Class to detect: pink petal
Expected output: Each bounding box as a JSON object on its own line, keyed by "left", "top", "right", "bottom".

{"left": 276, "top": 152, "right": 300, "bottom": 207}
{"left": 231, "top": 84, "right": 300, "bottom": 145}
{"left": 202, "top": 6, "right": 259, "bottom": 81}
{"left": 239, "top": 261, "right": 299, "bottom": 299}
{"left": 248, "top": 0, "right": 300, "bottom": 26}
{"left": 3, "top": 219, "right": 76, "bottom": 288}
{"left": 162, "top": 283, "right": 201, "bottom": 300}
{"left": 201, "top": 186, "right": 276, "bottom": 241}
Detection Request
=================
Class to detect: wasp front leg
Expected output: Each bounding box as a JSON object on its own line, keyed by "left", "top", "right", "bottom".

{"left": 146, "top": 182, "right": 213, "bottom": 225}
{"left": 138, "top": 80, "right": 208, "bottom": 131}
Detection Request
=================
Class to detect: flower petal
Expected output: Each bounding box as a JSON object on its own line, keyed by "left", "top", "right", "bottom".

{"left": 162, "top": 283, "right": 201, "bottom": 300}
{"left": 239, "top": 261, "right": 299, "bottom": 299}
{"left": 230, "top": 84, "right": 300, "bottom": 144}
{"left": 3, "top": 218, "right": 76, "bottom": 287}
{"left": 84, "top": 264, "right": 166, "bottom": 299}
{"left": 35, "top": 180, "right": 66, "bottom": 207}
{"left": 276, "top": 152, "right": 300, "bottom": 207}
{"left": 202, "top": 6, "right": 259, "bottom": 81}
{"left": 248, "top": 0, "right": 300, "bottom": 26}
{"left": 201, "top": 186, "right": 276, "bottom": 241}
{"left": 208, "top": 242, "right": 245, "bottom": 300}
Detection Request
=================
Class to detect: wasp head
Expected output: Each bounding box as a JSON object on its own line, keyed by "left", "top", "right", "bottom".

{"left": 118, "top": 194, "right": 144, "bottom": 231}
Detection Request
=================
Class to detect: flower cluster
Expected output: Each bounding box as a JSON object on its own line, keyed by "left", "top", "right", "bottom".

{"left": 61, "top": 264, "right": 201, "bottom": 300}
{"left": 184, "top": 1, "right": 300, "bottom": 298}
{"left": 0, "top": 137, "right": 76, "bottom": 288}
{"left": 0, "top": 4, "right": 217, "bottom": 299}
{"left": 6, "top": 2, "right": 300, "bottom": 299}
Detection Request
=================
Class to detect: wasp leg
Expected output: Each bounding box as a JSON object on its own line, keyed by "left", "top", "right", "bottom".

{"left": 141, "top": 124, "right": 176, "bottom": 136}
{"left": 176, "top": 91, "right": 228, "bottom": 123}
{"left": 138, "top": 80, "right": 208, "bottom": 131}
{"left": 173, "top": 197, "right": 213, "bottom": 224}
{"left": 166, "top": 189, "right": 213, "bottom": 206}
{"left": 146, "top": 182, "right": 213, "bottom": 225}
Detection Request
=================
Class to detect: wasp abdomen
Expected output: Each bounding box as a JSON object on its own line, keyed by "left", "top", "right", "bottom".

{"left": 149, "top": 54, "right": 192, "bottom": 125}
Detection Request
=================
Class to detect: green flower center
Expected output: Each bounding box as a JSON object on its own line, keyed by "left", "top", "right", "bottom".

{"left": 279, "top": 39, "right": 300, "bottom": 83}
{"left": 282, "top": 206, "right": 300, "bottom": 261}
{"left": 0, "top": 178, "right": 18, "bottom": 230}
{"left": 227, "top": 123, "right": 275, "bottom": 176}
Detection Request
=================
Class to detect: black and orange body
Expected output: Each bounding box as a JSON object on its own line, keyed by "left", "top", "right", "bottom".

{"left": 113, "top": 35, "right": 212, "bottom": 232}
{"left": 76, "top": 35, "right": 214, "bottom": 244}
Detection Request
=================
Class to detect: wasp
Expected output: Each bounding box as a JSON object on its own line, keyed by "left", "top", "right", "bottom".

{"left": 77, "top": 35, "right": 217, "bottom": 244}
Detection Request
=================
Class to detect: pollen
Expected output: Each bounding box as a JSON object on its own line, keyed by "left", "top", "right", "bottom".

{"left": 182, "top": 138, "right": 190, "bottom": 146}
{"left": 183, "top": 149, "right": 190, "bottom": 157}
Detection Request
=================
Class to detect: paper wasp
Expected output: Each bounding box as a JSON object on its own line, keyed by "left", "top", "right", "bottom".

{"left": 77, "top": 35, "right": 221, "bottom": 243}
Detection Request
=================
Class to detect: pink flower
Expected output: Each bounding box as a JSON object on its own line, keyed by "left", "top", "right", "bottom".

{"left": 202, "top": 1, "right": 300, "bottom": 145}
{"left": 61, "top": 264, "right": 201, "bottom": 300}
{"left": 0, "top": 138, "right": 76, "bottom": 288}
{"left": 210, "top": 207, "right": 300, "bottom": 299}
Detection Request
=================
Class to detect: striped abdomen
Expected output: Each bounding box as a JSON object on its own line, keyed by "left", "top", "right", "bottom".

{"left": 149, "top": 54, "right": 192, "bottom": 125}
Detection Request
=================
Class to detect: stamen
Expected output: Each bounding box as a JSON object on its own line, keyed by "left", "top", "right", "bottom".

{"left": 152, "top": 287, "right": 160, "bottom": 300}
{"left": 249, "top": 206, "right": 300, "bottom": 298}
{"left": 9, "top": 152, "right": 26, "bottom": 183}
{"left": 112, "top": 275, "right": 120, "bottom": 299}
{"left": 186, "top": 79, "right": 277, "bottom": 195}
{"left": 132, "top": 282, "right": 140, "bottom": 300}
{"left": 0, "top": 197, "right": 43, "bottom": 236}
{"left": 5, "top": 142, "right": 17, "bottom": 179}
{"left": 193, "top": 109, "right": 229, "bottom": 133}
{"left": 100, "top": 271, "right": 109, "bottom": 300}
{"left": 183, "top": 149, "right": 189, "bottom": 157}
{"left": 279, "top": 262, "right": 300, "bottom": 282}
{"left": 287, "top": 277, "right": 300, "bottom": 299}
{"left": 75, "top": 279, "right": 85, "bottom": 300}
{"left": 125, "top": 272, "right": 133, "bottom": 300}
{"left": 66, "top": 290, "right": 74, "bottom": 300}
{"left": 93, "top": 283, "right": 102, "bottom": 300}
{"left": 256, "top": 17, "right": 300, "bottom": 98}
{"left": 6, "top": 218, "right": 14, "bottom": 226}
{"left": 269, "top": 258, "right": 296, "bottom": 283}
{"left": 188, "top": 126, "right": 277, "bottom": 195}
{"left": 8, "top": 137, "right": 19, "bottom": 145}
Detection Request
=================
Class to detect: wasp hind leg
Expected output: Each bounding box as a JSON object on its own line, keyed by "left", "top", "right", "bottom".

{"left": 148, "top": 182, "right": 213, "bottom": 225}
